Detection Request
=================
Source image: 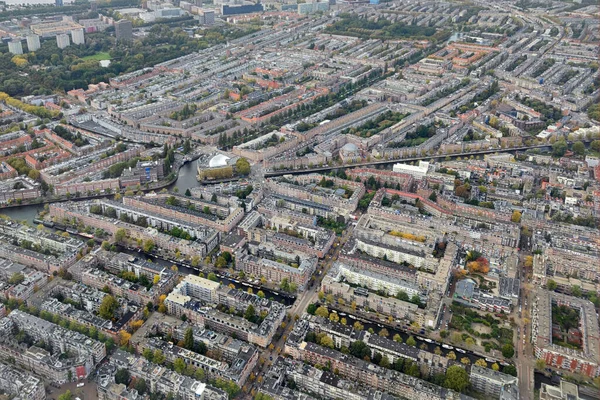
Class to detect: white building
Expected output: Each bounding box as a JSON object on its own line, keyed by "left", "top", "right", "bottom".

{"left": 56, "top": 33, "right": 70, "bottom": 49}
{"left": 26, "top": 35, "right": 41, "bottom": 52}
{"left": 8, "top": 40, "right": 23, "bottom": 55}
{"left": 393, "top": 160, "right": 430, "bottom": 179}
{"left": 71, "top": 28, "right": 85, "bottom": 45}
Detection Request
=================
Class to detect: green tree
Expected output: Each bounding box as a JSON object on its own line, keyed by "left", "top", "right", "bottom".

{"left": 552, "top": 139, "right": 567, "bottom": 157}
{"left": 184, "top": 327, "right": 194, "bottom": 350}
{"left": 236, "top": 157, "right": 251, "bottom": 175}
{"left": 58, "top": 390, "right": 73, "bottom": 400}
{"left": 502, "top": 343, "right": 515, "bottom": 358}
{"left": 572, "top": 141, "right": 585, "bottom": 156}
{"left": 142, "top": 348, "right": 154, "bottom": 362}
{"left": 135, "top": 378, "right": 147, "bottom": 395}
{"left": 174, "top": 358, "right": 186, "bottom": 373}
{"left": 8, "top": 272, "right": 24, "bottom": 285}
{"left": 153, "top": 349, "right": 165, "bottom": 365}
{"left": 207, "top": 272, "right": 218, "bottom": 282}
{"left": 444, "top": 365, "right": 470, "bottom": 393}
{"left": 115, "top": 368, "right": 130, "bottom": 385}
{"left": 245, "top": 304, "right": 256, "bottom": 321}
{"left": 547, "top": 280, "right": 557, "bottom": 291}
{"left": 98, "top": 295, "right": 119, "bottom": 320}
{"left": 143, "top": 239, "right": 155, "bottom": 253}
{"left": 115, "top": 228, "right": 126, "bottom": 242}
{"left": 406, "top": 336, "right": 417, "bottom": 347}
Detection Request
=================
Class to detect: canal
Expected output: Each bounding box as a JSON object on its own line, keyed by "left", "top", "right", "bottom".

{"left": 117, "top": 246, "right": 295, "bottom": 306}
{"left": 332, "top": 310, "right": 508, "bottom": 369}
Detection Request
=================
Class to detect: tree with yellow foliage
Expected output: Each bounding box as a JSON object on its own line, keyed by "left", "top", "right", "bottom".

{"left": 475, "top": 359, "right": 487, "bottom": 367}
{"left": 119, "top": 330, "right": 132, "bottom": 346}
{"left": 153, "top": 275, "right": 160, "bottom": 284}
{"left": 131, "top": 320, "right": 144, "bottom": 332}
{"left": 524, "top": 256, "right": 533, "bottom": 268}
{"left": 511, "top": 210, "right": 522, "bottom": 223}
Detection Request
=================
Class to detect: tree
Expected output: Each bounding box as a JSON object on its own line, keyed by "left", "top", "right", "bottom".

{"left": 236, "top": 157, "right": 251, "bottom": 175}
{"left": 380, "top": 355, "right": 391, "bottom": 368}
{"left": 511, "top": 210, "right": 522, "bottom": 223}
{"left": 207, "top": 272, "right": 218, "bottom": 282}
{"left": 58, "top": 390, "right": 73, "bottom": 400}
{"left": 142, "top": 348, "right": 154, "bottom": 362}
{"left": 320, "top": 335, "right": 334, "bottom": 348}
{"left": 195, "top": 367, "right": 206, "bottom": 382}
{"left": 98, "top": 295, "right": 119, "bottom": 320}
{"left": 135, "top": 378, "right": 147, "bottom": 395}
{"left": 184, "top": 327, "right": 194, "bottom": 350}
{"left": 572, "top": 141, "right": 585, "bottom": 156}
{"left": 353, "top": 321, "right": 364, "bottom": 331}
{"left": 503, "top": 365, "right": 517, "bottom": 376}
{"left": 502, "top": 343, "right": 515, "bottom": 358}
{"left": 153, "top": 275, "right": 160, "bottom": 285}
{"left": 143, "top": 239, "right": 155, "bottom": 253}
{"left": 379, "top": 328, "right": 389, "bottom": 338}
{"left": 329, "top": 312, "right": 339, "bottom": 323}
{"left": 119, "top": 330, "right": 131, "bottom": 346}
{"left": 174, "top": 358, "right": 186, "bottom": 373}
{"left": 185, "top": 188, "right": 192, "bottom": 196}
{"left": 315, "top": 306, "right": 329, "bottom": 318}
{"left": 245, "top": 304, "right": 256, "bottom": 321}
{"left": 475, "top": 359, "right": 487, "bottom": 367}
{"left": 215, "top": 256, "right": 227, "bottom": 268}
{"left": 535, "top": 359, "right": 546, "bottom": 370}
{"left": 461, "top": 357, "right": 470, "bottom": 365}
{"left": 393, "top": 334, "right": 402, "bottom": 343}
{"left": 349, "top": 341, "right": 370, "bottom": 359}
{"left": 446, "top": 351, "right": 457, "bottom": 360}
{"left": 318, "top": 291, "right": 325, "bottom": 301}
{"left": 406, "top": 336, "right": 417, "bottom": 347}
{"left": 444, "top": 365, "right": 470, "bottom": 393}
{"left": 552, "top": 139, "right": 567, "bottom": 157}
{"left": 153, "top": 349, "right": 165, "bottom": 364}
{"left": 492, "top": 363, "right": 500, "bottom": 371}
{"left": 115, "top": 228, "right": 126, "bottom": 242}
{"left": 115, "top": 368, "right": 130, "bottom": 385}
{"left": 547, "top": 280, "right": 557, "bottom": 291}
{"left": 8, "top": 272, "right": 24, "bottom": 285}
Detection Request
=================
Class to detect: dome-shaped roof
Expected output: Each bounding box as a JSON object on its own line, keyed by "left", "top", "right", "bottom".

{"left": 209, "top": 154, "right": 230, "bottom": 168}
{"left": 341, "top": 143, "right": 358, "bottom": 153}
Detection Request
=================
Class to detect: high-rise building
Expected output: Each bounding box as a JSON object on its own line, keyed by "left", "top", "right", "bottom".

{"left": 71, "top": 28, "right": 85, "bottom": 45}
{"left": 199, "top": 9, "right": 215, "bottom": 25}
{"left": 56, "top": 33, "right": 70, "bottom": 49}
{"left": 7, "top": 40, "right": 23, "bottom": 55}
{"left": 114, "top": 19, "right": 133, "bottom": 42}
{"left": 26, "top": 35, "right": 41, "bottom": 52}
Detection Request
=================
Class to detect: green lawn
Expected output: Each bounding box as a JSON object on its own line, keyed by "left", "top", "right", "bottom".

{"left": 82, "top": 52, "right": 111, "bottom": 61}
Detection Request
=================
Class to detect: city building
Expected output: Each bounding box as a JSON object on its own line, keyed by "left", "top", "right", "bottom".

{"left": 71, "top": 28, "right": 85, "bottom": 45}
{"left": 26, "top": 35, "right": 41, "bottom": 52}
{"left": 8, "top": 40, "right": 23, "bottom": 55}
{"left": 539, "top": 380, "right": 581, "bottom": 400}
{"left": 115, "top": 19, "right": 133, "bottom": 42}
{"left": 56, "top": 33, "right": 70, "bottom": 49}
{"left": 0, "top": 362, "right": 46, "bottom": 400}
{"left": 470, "top": 365, "right": 519, "bottom": 399}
